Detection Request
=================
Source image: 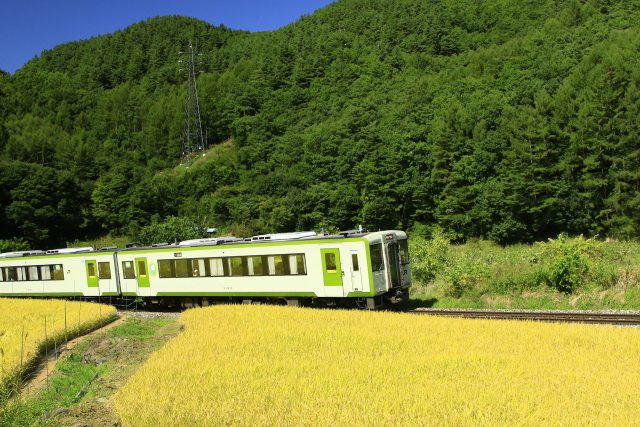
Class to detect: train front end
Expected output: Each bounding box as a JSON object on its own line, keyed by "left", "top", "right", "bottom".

{"left": 366, "top": 230, "right": 411, "bottom": 306}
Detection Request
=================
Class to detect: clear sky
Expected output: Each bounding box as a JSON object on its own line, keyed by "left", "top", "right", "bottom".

{"left": 0, "top": 0, "right": 335, "bottom": 74}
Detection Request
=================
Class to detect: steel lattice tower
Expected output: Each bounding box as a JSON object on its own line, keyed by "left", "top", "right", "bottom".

{"left": 180, "top": 40, "right": 205, "bottom": 159}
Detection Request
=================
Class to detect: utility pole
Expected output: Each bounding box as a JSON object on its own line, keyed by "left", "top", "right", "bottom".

{"left": 179, "top": 40, "right": 205, "bottom": 160}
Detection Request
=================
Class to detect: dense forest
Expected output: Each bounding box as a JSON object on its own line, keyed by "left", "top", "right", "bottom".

{"left": 1, "top": 0, "right": 640, "bottom": 249}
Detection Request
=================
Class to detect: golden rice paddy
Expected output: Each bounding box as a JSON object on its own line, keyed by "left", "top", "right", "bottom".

{"left": 0, "top": 298, "right": 116, "bottom": 389}
{"left": 114, "top": 305, "right": 640, "bottom": 426}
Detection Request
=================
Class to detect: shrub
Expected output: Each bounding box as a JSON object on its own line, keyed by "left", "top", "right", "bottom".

{"left": 0, "top": 238, "right": 29, "bottom": 253}
{"left": 135, "top": 216, "right": 209, "bottom": 245}
{"left": 409, "top": 230, "right": 450, "bottom": 284}
{"left": 538, "top": 234, "right": 598, "bottom": 293}
{"left": 442, "top": 261, "right": 490, "bottom": 298}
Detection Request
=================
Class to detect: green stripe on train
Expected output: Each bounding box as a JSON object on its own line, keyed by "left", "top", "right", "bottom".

{"left": 156, "top": 292, "right": 318, "bottom": 297}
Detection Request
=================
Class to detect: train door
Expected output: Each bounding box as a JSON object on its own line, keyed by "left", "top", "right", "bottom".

{"left": 135, "top": 257, "right": 150, "bottom": 288}
{"left": 386, "top": 242, "right": 402, "bottom": 288}
{"left": 321, "top": 248, "right": 344, "bottom": 296}
{"left": 348, "top": 250, "right": 364, "bottom": 293}
{"left": 85, "top": 260, "right": 99, "bottom": 288}
{"left": 97, "top": 261, "right": 113, "bottom": 295}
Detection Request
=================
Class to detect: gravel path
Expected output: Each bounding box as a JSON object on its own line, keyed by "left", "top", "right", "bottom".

{"left": 118, "top": 310, "right": 182, "bottom": 320}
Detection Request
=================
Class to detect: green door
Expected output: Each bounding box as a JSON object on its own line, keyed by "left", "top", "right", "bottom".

{"left": 135, "top": 257, "right": 150, "bottom": 288}
{"left": 86, "top": 260, "right": 98, "bottom": 287}
{"left": 321, "top": 248, "right": 342, "bottom": 287}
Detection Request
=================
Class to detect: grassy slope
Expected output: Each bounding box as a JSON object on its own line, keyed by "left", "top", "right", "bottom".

{"left": 0, "top": 316, "right": 180, "bottom": 426}
{"left": 158, "top": 139, "right": 235, "bottom": 178}
{"left": 409, "top": 234, "right": 640, "bottom": 310}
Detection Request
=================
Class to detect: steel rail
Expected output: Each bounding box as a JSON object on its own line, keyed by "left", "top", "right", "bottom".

{"left": 409, "top": 309, "right": 640, "bottom": 325}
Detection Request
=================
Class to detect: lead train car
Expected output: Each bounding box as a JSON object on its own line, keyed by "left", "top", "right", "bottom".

{"left": 0, "top": 230, "right": 411, "bottom": 308}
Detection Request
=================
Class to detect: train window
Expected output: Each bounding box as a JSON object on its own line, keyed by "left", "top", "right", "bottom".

{"left": 267, "top": 256, "right": 276, "bottom": 275}
{"left": 17, "top": 267, "right": 27, "bottom": 281}
{"left": 296, "top": 254, "right": 306, "bottom": 275}
{"left": 275, "top": 255, "right": 289, "bottom": 275}
{"left": 324, "top": 253, "right": 337, "bottom": 273}
{"left": 370, "top": 244, "right": 385, "bottom": 272}
{"left": 175, "top": 259, "right": 190, "bottom": 278}
{"left": 261, "top": 256, "right": 270, "bottom": 276}
{"left": 98, "top": 262, "right": 111, "bottom": 279}
{"left": 158, "top": 260, "right": 175, "bottom": 278}
{"left": 352, "top": 254, "right": 359, "bottom": 272}
{"left": 28, "top": 266, "right": 39, "bottom": 281}
{"left": 154, "top": 254, "right": 308, "bottom": 278}
{"left": 53, "top": 264, "right": 65, "bottom": 280}
{"left": 122, "top": 261, "right": 136, "bottom": 279}
{"left": 230, "top": 257, "right": 244, "bottom": 276}
{"left": 0, "top": 268, "right": 4, "bottom": 282}
{"left": 399, "top": 239, "right": 409, "bottom": 264}
{"left": 249, "top": 256, "right": 266, "bottom": 276}
{"left": 247, "top": 257, "right": 256, "bottom": 276}
{"left": 286, "top": 254, "right": 307, "bottom": 275}
{"left": 87, "top": 263, "right": 96, "bottom": 278}
{"left": 138, "top": 261, "right": 147, "bottom": 276}
{"left": 192, "top": 259, "right": 206, "bottom": 277}
{"left": 203, "top": 259, "right": 212, "bottom": 277}
{"left": 288, "top": 255, "right": 298, "bottom": 275}
{"left": 209, "top": 258, "right": 224, "bottom": 277}
{"left": 40, "top": 265, "right": 52, "bottom": 280}
{"left": 6, "top": 267, "right": 17, "bottom": 281}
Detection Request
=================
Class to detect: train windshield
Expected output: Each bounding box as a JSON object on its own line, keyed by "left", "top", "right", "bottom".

{"left": 370, "top": 243, "right": 385, "bottom": 272}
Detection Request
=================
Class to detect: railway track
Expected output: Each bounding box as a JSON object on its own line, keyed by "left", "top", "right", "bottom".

{"left": 107, "top": 300, "right": 640, "bottom": 326}
{"left": 409, "top": 308, "right": 640, "bottom": 325}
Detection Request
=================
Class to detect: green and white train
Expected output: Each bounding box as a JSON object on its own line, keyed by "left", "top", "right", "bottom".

{"left": 0, "top": 230, "right": 411, "bottom": 308}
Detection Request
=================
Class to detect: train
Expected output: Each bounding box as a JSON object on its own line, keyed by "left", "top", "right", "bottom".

{"left": 0, "top": 229, "right": 411, "bottom": 309}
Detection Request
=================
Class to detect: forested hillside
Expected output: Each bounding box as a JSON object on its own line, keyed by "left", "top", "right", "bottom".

{"left": 1, "top": 0, "right": 640, "bottom": 248}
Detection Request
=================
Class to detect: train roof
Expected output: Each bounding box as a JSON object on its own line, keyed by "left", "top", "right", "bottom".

{"left": 0, "top": 230, "right": 407, "bottom": 260}
{"left": 0, "top": 246, "right": 116, "bottom": 261}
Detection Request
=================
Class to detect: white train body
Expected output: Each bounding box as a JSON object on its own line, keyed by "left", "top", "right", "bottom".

{"left": 0, "top": 230, "right": 411, "bottom": 307}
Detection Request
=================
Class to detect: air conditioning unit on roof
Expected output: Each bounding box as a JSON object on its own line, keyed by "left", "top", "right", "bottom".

{"left": 250, "top": 231, "right": 317, "bottom": 242}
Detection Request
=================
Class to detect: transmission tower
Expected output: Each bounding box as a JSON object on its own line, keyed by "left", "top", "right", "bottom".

{"left": 179, "top": 40, "right": 205, "bottom": 159}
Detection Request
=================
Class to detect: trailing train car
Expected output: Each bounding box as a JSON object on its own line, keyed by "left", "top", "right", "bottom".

{"left": 0, "top": 230, "right": 411, "bottom": 308}
{"left": 0, "top": 247, "right": 118, "bottom": 297}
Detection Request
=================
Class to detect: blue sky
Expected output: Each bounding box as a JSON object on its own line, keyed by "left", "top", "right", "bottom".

{"left": 0, "top": 0, "right": 335, "bottom": 74}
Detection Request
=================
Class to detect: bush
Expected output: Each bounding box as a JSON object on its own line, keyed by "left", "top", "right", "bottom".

{"left": 442, "top": 261, "right": 490, "bottom": 298}
{"left": 409, "top": 230, "right": 450, "bottom": 284}
{"left": 136, "top": 216, "right": 209, "bottom": 245}
{"left": 0, "top": 238, "right": 29, "bottom": 253}
{"left": 538, "top": 234, "right": 597, "bottom": 293}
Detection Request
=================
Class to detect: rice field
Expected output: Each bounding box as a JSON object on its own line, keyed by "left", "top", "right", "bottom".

{"left": 113, "top": 305, "right": 640, "bottom": 426}
{"left": 0, "top": 298, "right": 116, "bottom": 394}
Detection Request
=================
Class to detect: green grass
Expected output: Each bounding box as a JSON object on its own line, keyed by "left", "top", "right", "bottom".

{"left": 158, "top": 139, "right": 234, "bottom": 178}
{"left": 0, "top": 340, "right": 102, "bottom": 426}
{"left": 0, "top": 317, "right": 180, "bottom": 426}
{"left": 107, "top": 318, "right": 173, "bottom": 338}
{"left": 409, "top": 233, "right": 640, "bottom": 310}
